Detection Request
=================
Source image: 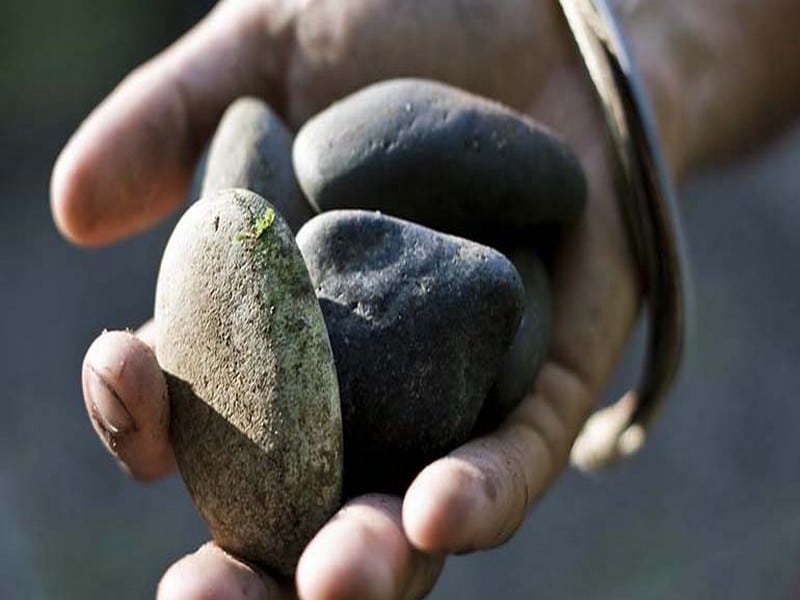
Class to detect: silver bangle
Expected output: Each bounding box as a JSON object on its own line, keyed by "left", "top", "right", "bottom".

{"left": 556, "top": 0, "right": 692, "bottom": 469}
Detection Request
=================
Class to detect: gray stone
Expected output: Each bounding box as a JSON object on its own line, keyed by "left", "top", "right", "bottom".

{"left": 478, "top": 251, "right": 553, "bottom": 431}
{"left": 155, "top": 189, "right": 342, "bottom": 575}
{"left": 296, "top": 210, "right": 524, "bottom": 494}
{"left": 202, "top": 97, "right": 315, "bottom": 232}
{"left": 293, "top": 78, "right": 586, "bottom": 240}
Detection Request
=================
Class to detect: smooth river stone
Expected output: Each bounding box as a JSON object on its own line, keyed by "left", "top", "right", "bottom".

{"left": 478, "top": 251, "right": 553, "bottom": 431}
{"left": 293, "top": 78, "right": 586, "bottom": 239}
{"left": 202, "top": 97, "right": 315, "bottom": 232}
{"left": 296, "top": 210, "right": 524, "bottom": 494}
{"left": 155, "top": 189, "right": 342, "bottom": 575}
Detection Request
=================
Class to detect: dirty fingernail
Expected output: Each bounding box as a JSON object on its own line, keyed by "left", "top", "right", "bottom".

{"left": 85, "top": 365, "right": 134, "bottom": 434}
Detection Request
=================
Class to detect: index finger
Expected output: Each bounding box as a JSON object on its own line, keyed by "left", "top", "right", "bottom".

{"left": 51, "top": 0, "right": 295, "bottom": 246}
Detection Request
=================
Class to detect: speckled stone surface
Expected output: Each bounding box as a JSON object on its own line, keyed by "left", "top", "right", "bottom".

{"left": 202, "top": 97, "right": 315, "bottom": 233}
{"left": 155, "top": 189, "right": 342, "bottom": 575}
{"left": 478, "top": 251, "right": 553, "bottom": 431}
{"left": 293, "top": 78, "right": 586, "bottom": 240}
{"left": 297, "top": 210, "right": 524, "bottom": 494}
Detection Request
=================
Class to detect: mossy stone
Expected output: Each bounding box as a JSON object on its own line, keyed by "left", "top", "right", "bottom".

{"left": 155, "top": 189, "right": 342, "bottom": 575}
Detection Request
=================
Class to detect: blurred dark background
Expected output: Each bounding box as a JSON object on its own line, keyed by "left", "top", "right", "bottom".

{"left": 2, "top": 1, "right": 800, "bottom": 598}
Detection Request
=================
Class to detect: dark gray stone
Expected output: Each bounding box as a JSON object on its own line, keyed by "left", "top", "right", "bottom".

{"left": 478, "top": 251, "right": 553, "bottom": 431}
{"left": 201, "top": 97, "right": 315, "bottom": 232}
{"left": 155, "top": 189, "right": 342, "bottom": 575}
{"left": 296, "top": 210, "right": 524, "bottom": 494}
{"left": 293, "top": 78, "right": 586, "bottom": 240}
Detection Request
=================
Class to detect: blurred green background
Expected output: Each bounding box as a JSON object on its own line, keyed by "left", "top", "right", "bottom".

{"left": 1, "top": 0, "right": 200, "bottom": 121}
{"left": 2, "top": 1, "right": 800, "bottom": 599}
{"left": 1, "top": 3, "right": 212, "bottom": 598}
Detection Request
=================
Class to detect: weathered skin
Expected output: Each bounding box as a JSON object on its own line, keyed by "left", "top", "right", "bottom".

{"left": 155, "top": 188, "right": 342, "bottom": 576}
{"left": 201, "top": 97, "right": 315, "bottom": 233}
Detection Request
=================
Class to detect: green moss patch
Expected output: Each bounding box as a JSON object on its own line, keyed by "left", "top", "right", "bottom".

{"left": 236, "top": 208, "right": 276, "bottom": 242}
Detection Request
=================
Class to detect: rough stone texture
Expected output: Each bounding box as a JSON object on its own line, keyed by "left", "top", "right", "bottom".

{"left": 293, "top": 78, "right": 586, "bottom": 240}
{"left": 478, "top": 251, "right": 553, "bottom": 431}
{"left": 296, "top": 210, "right": 524, "bottom": 494}
{"left": 155, "top": 189, "right": 342, "bottom": 575}
{"left": 202, "top": 97, "right": 315, "bottom": 233}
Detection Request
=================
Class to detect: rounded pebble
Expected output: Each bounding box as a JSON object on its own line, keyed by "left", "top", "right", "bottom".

{"left": 297, "top": 210, "right": 524, "bottom": 494}
{"left": 478, "top": 251, "right": 553, "bottom": 430}
{"left": 202, "top": 97, "right": 315, "bottom": 233}
{"left": 294, "top": 78, "right": 586, "bottom": 240}
{"left": 155, "top": 189, "right": 342, "bottom": 575}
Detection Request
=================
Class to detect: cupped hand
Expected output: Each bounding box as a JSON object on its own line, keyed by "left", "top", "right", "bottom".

{"left": 54, "top": 0, "right": 661, "bottom": 597}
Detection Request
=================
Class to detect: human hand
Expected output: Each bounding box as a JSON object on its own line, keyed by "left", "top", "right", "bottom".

{"left": 52, "top": 0, "right": 685, "bottom": 597}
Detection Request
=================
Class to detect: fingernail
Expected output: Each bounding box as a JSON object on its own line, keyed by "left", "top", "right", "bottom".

{"left": 85, "top": 365, "right": 134, "bottom": 434}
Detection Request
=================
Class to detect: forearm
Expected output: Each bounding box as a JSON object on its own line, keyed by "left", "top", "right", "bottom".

{"left": 620, "top": 0, "right": 800, "bottom": 178}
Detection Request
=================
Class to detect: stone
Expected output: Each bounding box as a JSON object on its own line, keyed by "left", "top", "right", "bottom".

{"left": 293, "top": 78, "right": 586, "bottom": 240}
{"left": 155, "top": 189, "right": 342, "bottom": 576}
{"left": 201, "top": 97, "right": 315, "bottom": 232}
{"left": 478, "top": 251, "right": 553, "bottom": 431}
{"left": 296, "top": 210, "right": 524, "bottom": 494}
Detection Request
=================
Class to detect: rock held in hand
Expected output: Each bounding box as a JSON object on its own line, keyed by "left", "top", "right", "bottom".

{"left": 297, "top": 210, "right": 524, "bottom": 494}
{"left": 202, "top": 97, "right": 315, "bottom": 232}
{"left": 294, "top": 78, "right": 586, "bottom": 240}
{"left": 155, "top": 189, "right": 342, "bottom": 575}
{"left": 479, "top": 251, "right": 553, "bottom": 430}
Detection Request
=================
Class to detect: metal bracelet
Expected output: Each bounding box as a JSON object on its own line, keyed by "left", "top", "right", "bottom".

{"left": 556, "top": 0, "right": 692, "bottom": 469}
